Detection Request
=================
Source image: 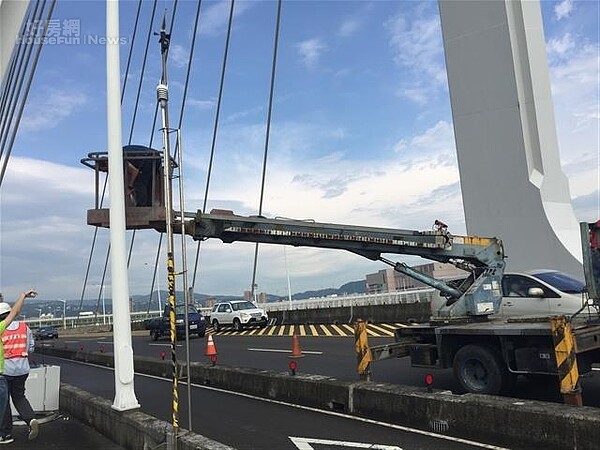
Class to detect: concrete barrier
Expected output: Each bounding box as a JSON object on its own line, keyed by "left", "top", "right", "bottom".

{"left": 269, "top": 301, "right": 431, "bottom": 325}
{"left": 60, "top": 383, "right": 235, "bottom": 450}
{"left": 43, "top": 347, "right": 600, "bottom": 450}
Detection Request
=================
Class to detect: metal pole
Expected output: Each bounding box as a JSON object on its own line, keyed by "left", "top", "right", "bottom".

{"left": 176, "top": 129, "right": 194, "bottom": 431}
{"left": 283, "top": 246, "right": 292, "bottom": 309}
{"left": 106, "top": 0, "right": 139, "bottom": 412}
{"left": 61, "top": 300, "right": 66, "bottom": 331}
{"left": 156, "top": 16, "right": 179, "bottom": 443}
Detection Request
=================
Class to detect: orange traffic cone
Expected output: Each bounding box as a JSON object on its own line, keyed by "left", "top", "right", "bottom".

{"left": 206, "top": 334, "right": 218, "bottom": 366}
{"left": 289, "top": 333, "right": 304, "bottom": 358}
{"left": 206, "top": 334, "right": 217, "bottom": 356}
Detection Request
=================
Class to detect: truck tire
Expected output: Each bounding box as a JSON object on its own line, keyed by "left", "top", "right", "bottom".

{"left": 151, "top": 330, "right": 159, "bottom": 341}
{"left": 453, "top": 344, "right": 512, "bottom": 395}
{"left": 233, "top": 318, "right": 243, "bottom": 332}
{"left": 212, "top": 319, "right": 220, "bottom": 332}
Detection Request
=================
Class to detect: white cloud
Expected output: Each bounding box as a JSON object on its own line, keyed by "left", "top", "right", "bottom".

{"left": 554, "top": 0, "right": 573, "bottom": 20}
{"left": 169, "top": 44, "right": 189, "bottom": 68}
{"left": 385, "top": 12, "right": 446, "bottom": 86}
{"left": 20, "top": 89, "right": 87, "bottom": 132}
{"left": 549, "top": 41, "right": 599, "bottom": 173}
{"left": 338, "top": 18, "right": 360, "bottom": 38}
{"left": 198, "top": 1, "right": 252, "bottom": 36}
{"left": 188, "top": 98, "right": 215, "bottom": 110}
{"left": 296, "top": 38, "right": 327, "bottom": 69}
{"left": 547, "top": 33, "right": 576, "bottom": 58}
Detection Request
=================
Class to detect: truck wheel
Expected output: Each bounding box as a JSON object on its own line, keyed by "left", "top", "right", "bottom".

{"left": 233, "top": 318, "right": 243, "bottom": 332}
{"left": 212, "top": 319, "right": 220, "bottom": 332}
{"left": 151, "top": 330, "right": 159, "bottom": 341}
{"left": 453, "top": 344, "right": 508, "bottom": 395}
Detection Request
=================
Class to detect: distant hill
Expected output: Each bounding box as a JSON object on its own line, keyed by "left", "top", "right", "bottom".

{"left": 285, "top": 280, "right": 366, "bottom": 301}
{"left": 21, "top": 279, "right": 367, "bottom": 316}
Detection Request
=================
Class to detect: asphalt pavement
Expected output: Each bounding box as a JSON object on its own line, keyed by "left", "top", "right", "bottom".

{"left": 5, "top": 413, "right": 124, "bottom": 449}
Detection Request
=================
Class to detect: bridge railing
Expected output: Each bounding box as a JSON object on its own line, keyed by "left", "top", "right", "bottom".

{"left": 262, "top": 288, "right": 435, "bottom": 312}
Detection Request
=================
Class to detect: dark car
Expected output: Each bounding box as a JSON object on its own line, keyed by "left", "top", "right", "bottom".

{"left": 35, "top": 326, "right": 59, "bottom": 340}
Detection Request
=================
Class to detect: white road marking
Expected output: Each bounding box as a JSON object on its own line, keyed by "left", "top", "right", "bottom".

{"left": 247, "top": 347, "right": 323, "bottom": 355}
{"left": 148, "top": 343, "right": 183, "bottom": 347}
{"left": 52, "top": 357, "right": 509, "bottom": 450}
{"left": 290, "top": 437, "right": 402, "bottom": 449}
{"left": 97, "top": 341, "right": 113, "bottom": 345}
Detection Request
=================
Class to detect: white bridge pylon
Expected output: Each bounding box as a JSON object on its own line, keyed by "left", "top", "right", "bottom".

{"left": 439, "top": 0, "right": 584, "bottom": 277}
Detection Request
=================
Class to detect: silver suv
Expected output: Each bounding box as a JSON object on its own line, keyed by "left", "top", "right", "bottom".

{"left": 210, "top": 300, "right": 269, "bottom": 332}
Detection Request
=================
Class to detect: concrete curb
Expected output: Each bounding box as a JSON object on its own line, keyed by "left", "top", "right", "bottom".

{"left": 60, "top": 383, "right": 236, "bottom": 450}
{"left": 44, "top": 347, "right": 600, "bottom": 450}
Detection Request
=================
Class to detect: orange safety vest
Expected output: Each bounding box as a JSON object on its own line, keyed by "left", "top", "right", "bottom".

{"left": 2, "top": 322, "right": 28, "bottom": 359}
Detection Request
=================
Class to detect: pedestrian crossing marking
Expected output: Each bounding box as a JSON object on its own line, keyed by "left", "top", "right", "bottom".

{"left": 341, "top": 324, "right": 354, "bottom": 334}
{"left": 205, "top": 322, "right": 418, "bottom": 338}
{"left": 319, "top": 324, "right": 333, "bottom": 336}
{"left": 368, "top": 324, "right": 395, "bottom": 337}
{"left": 330, "top": 324, "right": 346, "bottom": 336}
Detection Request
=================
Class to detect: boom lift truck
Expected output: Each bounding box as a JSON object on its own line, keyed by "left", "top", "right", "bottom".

{"left": 183, "top": 210, "right": 600, "bottom": 404}
{"left": 80, "top": 152, "right": 600, "bottom": 402}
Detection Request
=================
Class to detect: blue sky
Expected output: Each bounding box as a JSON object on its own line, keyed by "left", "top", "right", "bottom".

{"left": 0, "top": 0, "right": 598, "bottom": 303}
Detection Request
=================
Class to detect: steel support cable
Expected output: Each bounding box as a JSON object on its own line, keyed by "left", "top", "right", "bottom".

{"left": 121, "top": 0, "right": 144, "bottom": 104}
{"left": 0, "top": 2, "right": 37, "bottom": 144}
{"left": 0, "top": 0, "right": 56, "bottom": 187}
{"left": 79, "top": 0, "right": 155, "bottom": 314}
{"left": 127, "top": 0, "right": 158, "bottom": 145}
{"left": 191, "top": 0, "right": 235, "bottom": 292}
{"left": 0, "top": 0, "right": 44, "bottom": 180}
{"left": 250, "top": 0, "right": 282, "bottom": 300}
{"left": 0, "top": 1, "right": 37, "bottom": 138}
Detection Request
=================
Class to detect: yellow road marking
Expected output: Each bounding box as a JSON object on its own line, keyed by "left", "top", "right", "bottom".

{"left": 278, "top": 326, "right": 286, "bottom": 336}
{"left": 267, "top": 326, "right": 276, "bottom": 336}
{"left": 308, "top": 324, "right": 318, "bottom": 336}
{"left": 330, "top": 324, "right": 346, "bottom": 336}
{"left": 299, "top": 325, "right": 306, "bottom": 336}
{"left": 288, "top": 325, "right": 296, "bottom": 336}
{"left": 368, "top": 324, "right": 395, "bottom": 337}
{"left": 365, "top": 327, "right": 378, "bottom": 337}
{"left": 257, "top": 327, "right": 268, "bottom": 336}
{"left": 319, "top": 324, "right": 333, "bottom": 336}
{"left": 341, "top": 324, "right": 354, "bottom": 334}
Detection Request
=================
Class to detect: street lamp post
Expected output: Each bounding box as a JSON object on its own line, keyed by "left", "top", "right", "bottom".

{"left": 58, "top": 299, "right": 66, "bottom": 330}
{"left": 283, "top": 246, "right": 293, "bottom": 309}
{"left": 35, "top": 308, "right": 42, "bottom": 328}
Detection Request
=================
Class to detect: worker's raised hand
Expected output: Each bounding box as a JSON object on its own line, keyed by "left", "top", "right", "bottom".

{"left": 24, "top": 290, "right": 37, "bottom": 298}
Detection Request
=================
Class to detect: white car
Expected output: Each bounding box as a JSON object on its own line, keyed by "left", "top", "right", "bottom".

{"left": 498, "top": 270, "right": 589, "bottom": 317}
{"left": 210, "top": 300, "right": 269, "bottom": 332}
{"left": 432, "top": 270, "right": 590, "bottom": 318}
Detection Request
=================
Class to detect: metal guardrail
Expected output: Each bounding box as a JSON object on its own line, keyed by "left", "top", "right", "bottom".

{"left": 25, "top": 310, "right": 163, "bottom": 330}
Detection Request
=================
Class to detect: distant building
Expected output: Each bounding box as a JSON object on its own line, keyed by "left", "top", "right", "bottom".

{"left": 365, "top": 262, "right": 467, "bottom": 294}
